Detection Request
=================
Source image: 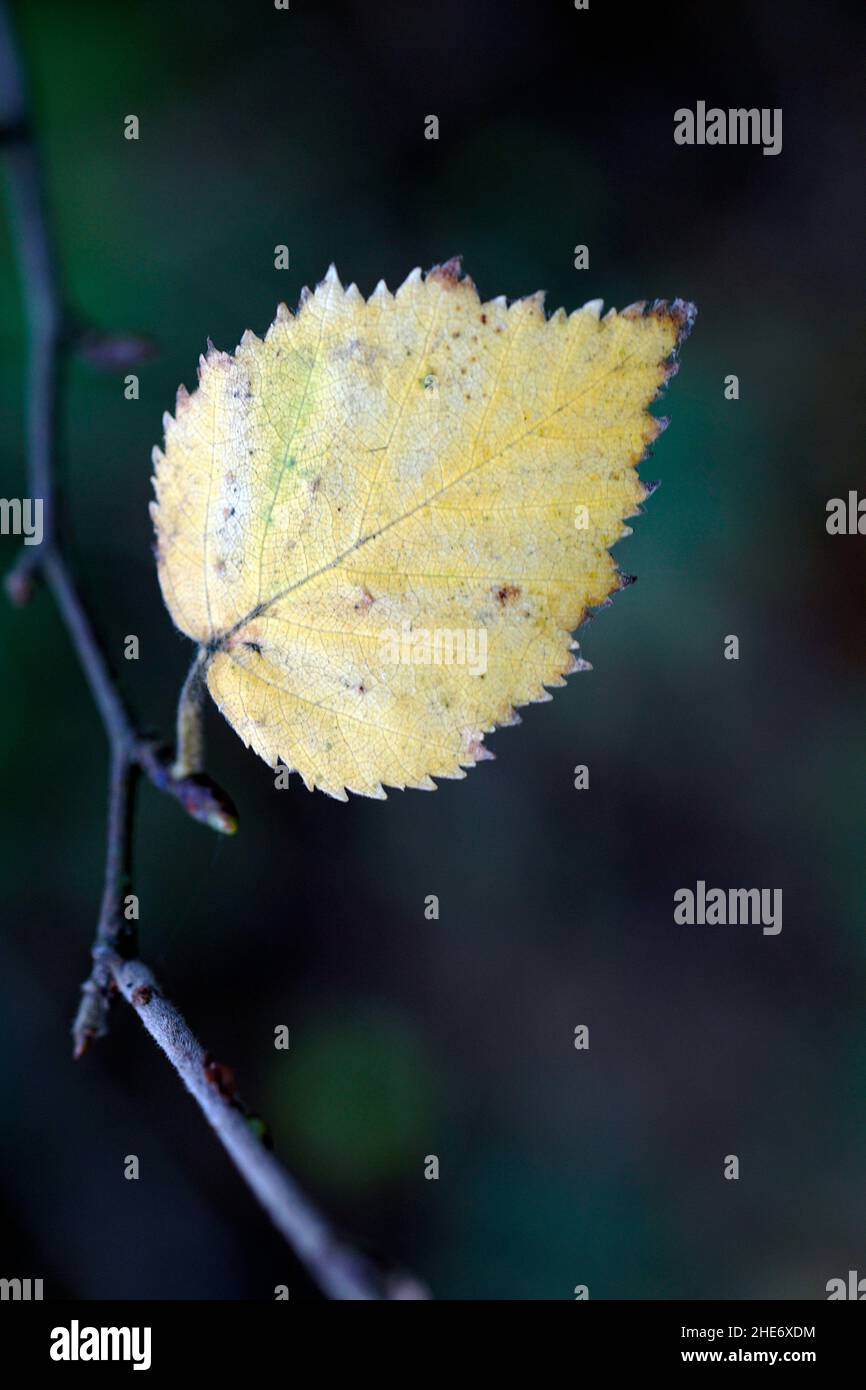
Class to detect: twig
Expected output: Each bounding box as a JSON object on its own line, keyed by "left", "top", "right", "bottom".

{"left": 0, "top": 2, "right": 235, "bottom": 817}
{"left": 111, "top": 955, "right": 428, "bottom": 1301}
{"left": 71, "top": 749, "right": 138, "bottom": 1057}
{"left": 172, "top": 646, "right": 209, "bottom": 777}
{"left": 0, "top": 0, "right": 426, "bottom": 1300}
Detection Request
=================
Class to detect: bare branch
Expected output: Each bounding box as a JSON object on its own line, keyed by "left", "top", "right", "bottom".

{"left": 0, "top": 0, "right": 425, "bottom": 1300}
{"left": 72, "top": 750, "right": 138, "bottom": 1058}
{"left": 111, "top": 955, "right": 429, "bottom": 1301}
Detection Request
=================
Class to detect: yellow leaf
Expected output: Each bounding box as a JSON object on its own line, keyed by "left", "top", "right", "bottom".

{"left": 151, "top": 260, "right": 695, "bottom": 800}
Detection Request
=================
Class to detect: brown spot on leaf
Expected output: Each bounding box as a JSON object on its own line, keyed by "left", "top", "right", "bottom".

{"left": 495, "top": 584, "right": 521, "bottom": 606}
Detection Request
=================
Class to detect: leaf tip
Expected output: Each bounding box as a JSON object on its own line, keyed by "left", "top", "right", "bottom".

{"left": 369, "top": 277, "right": 392, "bottom": 304}
{"left": 396, "top": 266, "right": 423, "bottom": 296}
{"left": 427, "top": 255, "right": 464, "bottom": 286}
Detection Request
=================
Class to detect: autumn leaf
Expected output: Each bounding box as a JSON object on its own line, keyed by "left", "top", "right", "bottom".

{"left": 151, "top": 260, "right": 695, "bottom": 800}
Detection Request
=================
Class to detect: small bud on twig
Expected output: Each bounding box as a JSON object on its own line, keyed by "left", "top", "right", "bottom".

{"left": 4, "top": 550, "right": 41, "bottom": 606}
{"left": 138, "top": 743, "right": 238, "bottom": 834}
{"left": 75, "top": 327, "right": 158, "bottom": 372}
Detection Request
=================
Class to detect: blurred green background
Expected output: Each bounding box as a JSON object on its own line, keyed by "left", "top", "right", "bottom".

{"left": 1, "top": 0, "right": 864, "bottom": 1299}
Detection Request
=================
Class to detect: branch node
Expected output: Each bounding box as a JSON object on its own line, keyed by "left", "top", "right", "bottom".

{"left": 138, "top": 743, "right": 239, "bottom": 834}
{"left": 75, "top": 325, "right": 159, "bottom": 373}
{"left": 71, "top": 969, "right": 113, "bottom": 1060}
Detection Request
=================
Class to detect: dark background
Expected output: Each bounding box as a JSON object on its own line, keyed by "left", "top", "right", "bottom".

{"left": 1, "top": 0, "right": 864, "bottom": 1299}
